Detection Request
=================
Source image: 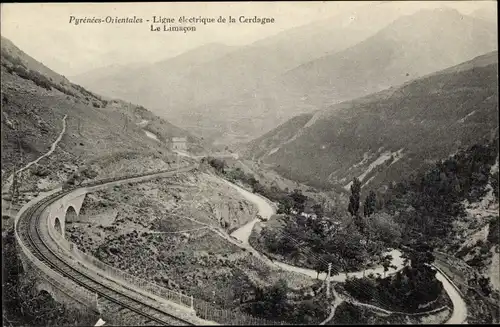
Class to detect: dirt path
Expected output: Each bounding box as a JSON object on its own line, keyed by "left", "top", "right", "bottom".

{"left": 2, "top": 114, "right": 68, "bottom": 195}
{"left": 223, "top": 175, "right": 468, "bottom": 324}
{"left": 224, "top": 174, "right": 406, "bottom": 279}
{"left": 433, "top": 266, "right": 468, "bottom": 324}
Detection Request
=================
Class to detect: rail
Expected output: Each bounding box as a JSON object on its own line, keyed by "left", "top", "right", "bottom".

{"left": 15, "top": 163, "right": 293, "bottom": 325}
{"left": 15, "top": 166, "right": 198, "bottom": 326}
{"left": 16, "top": 226, "right": 98, "bottom": 309}
{"left": 14, "top": 189, "right": 98, "bottom": 310}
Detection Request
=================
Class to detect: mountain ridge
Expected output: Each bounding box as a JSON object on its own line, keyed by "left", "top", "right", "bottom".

{"left": 181, "top": 8, "right": 498, "bottom": 145}
{"left": 1, "top": 36, "right": 204, "bottom": 183}
{"left": 244, "top": 50, "right": 499, "bottom": 191}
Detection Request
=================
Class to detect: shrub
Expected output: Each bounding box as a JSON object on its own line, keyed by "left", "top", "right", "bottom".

{"left": 487, "top": 216, "right": 499, "bottom": 245}
{"left": 207, "top": 157, "right": 226, "bottom": 173}
{"left": 32, "top": 165, "right": 50, "bottom": 177}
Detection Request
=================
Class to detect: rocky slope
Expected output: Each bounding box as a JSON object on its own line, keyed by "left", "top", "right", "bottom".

{"left": 1, "top": 36, "right": 203, "bottom": 187}
{"left": 66, "top": 168, "right": 325, "bottom": 323}
{"left": 244, "top": 51, "right": 499, "bottom": 191}
{"left": 0, "top": 36, "right": 205, "bottom": 234}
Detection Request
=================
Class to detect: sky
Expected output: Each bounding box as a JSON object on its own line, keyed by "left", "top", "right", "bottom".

{"left": 1, "top": 1, "right": 496, "bottom": 76}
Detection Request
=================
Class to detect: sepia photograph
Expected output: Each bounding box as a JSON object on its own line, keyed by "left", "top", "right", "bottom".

{"left": 1, "top": 1, "right": 498, "bottom": 326}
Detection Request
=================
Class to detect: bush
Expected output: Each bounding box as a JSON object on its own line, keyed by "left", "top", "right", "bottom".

{"left": 334, "top": 302, "right": 369, "bottom": 325}
{"left": 32, "top": 165, "right": 50, "bottom": 177}
{"left": 387, "top": 140, "right": 498, "bottom": 245}
{"left": 491, "top": 171, "right": 499, "bottom": 200}
{"left": 487, "top": 216, "right": 499, "bottom": 245}
{"left": 207, "top": 157, "right": 226, "bottom": 173}
{"left": 344, "top": 265, "right": 443, "bottom": 313}
{"left": 2, "top": 231, "right": 99, "bottom": 326}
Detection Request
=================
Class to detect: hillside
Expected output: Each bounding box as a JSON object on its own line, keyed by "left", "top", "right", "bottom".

{"left": 281, "top": 8, "right": 497, "bottom": 103}
{"left": 0, "top": 36, "right": 203, "bottom": 197}
{"left": 244, "top": 51, "right": 499, "bottom": 192}
{"left": 215, "top": 8, "right": 497, "bottom": 145}
{"left": 70, "top": 2, "right": 447, "bottom": 144}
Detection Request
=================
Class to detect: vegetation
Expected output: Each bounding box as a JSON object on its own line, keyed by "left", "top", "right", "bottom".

{"left": 1, "top": 46, "right": 107, "bottom": 105}
{"left": 348, "top": 178, "right": 361, "bottom": 217}
{"left": 330, "top": 301, "right": 419, "bottom": 325}
{"left": 332, "top": 302, "right": 369, "bottom": 325}
{"left": 2, "top": 231, "right": 99, "bottom": 326}
{"left": 245, "top": 53, "right": 498, "bottom": 193}
{"left": 217, "top": 161, "right": 399, "bottom": 274}
{"left": 340, "top": 242, "right": 448, "bottom": 314}
{"left": 363, "top": 190, "right": 377, "bottom": 217}
{"left": 382, "top": 140, "right": 499, "bottom": 247}
{"left": 242, "top": 279, "right": 330, "bottom": 324}
{"left": 206, "top": 160, "right": 309, "bottom": 210}
{"left": 63, "top": 166, "right": 99, "bottom": 188}
{"left": 344, "top": 266, "right": 443, "bottom": 313}
{"left": 203, "top": 156, "right": 226, "bottom": 174}
{"left": 5, "top": 63, "right": 53, "bottom": 91}
{"left": 492, "top": 171, "right": 499, "bottom": 200}
{"left": 487, "top": 216, "right": 499, "bottom": 245}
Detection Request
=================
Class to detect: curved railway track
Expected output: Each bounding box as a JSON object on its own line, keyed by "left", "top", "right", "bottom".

{"left": 16, "top": 165, "right": 198, "bottom": 326}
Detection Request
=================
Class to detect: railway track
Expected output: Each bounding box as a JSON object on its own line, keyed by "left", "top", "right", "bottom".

{"left": 16, "top": 166, "right": 198, "bottom": 326}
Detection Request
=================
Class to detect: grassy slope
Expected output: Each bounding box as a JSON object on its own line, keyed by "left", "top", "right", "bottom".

{"left": 246, "top": 51, "right": 499, "bottom": 192}
{"left": 1, "top": 36, "right": 202, "bottom": 183}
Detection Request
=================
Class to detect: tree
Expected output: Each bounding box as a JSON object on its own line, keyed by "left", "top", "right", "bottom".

{"left": 208, "top": 157, "right": 225, "bottom": 173}
{"left": 348, "top": 178, "right": 361, "bottom": 217}
{"left": 409, "top": 244, "right": 435, "bottom": 269}
{"left": 313, "top": 259, "right": 328, "bottom": 280}
{"left": 312, "top": 203, "right": 324, "bottom": 218}
{"left": 363, "top": 190, "right": 377, "bottom": 217}
{"left": 381, "top": 254, "right": 393, "bottom": 278}
{"left": 478, "top": 276, "right": 492, "bottom": 296}
{"left": 277, "top": 196, "right": 293, "bottom": 214}
{"left": 290, "top": 189, "right": 307, "bottom": 214}
{"left": 491, "top": 171, "right": 499, "bottom": 200}
{"left": 367, "top": 212, "right": 402, "bottom": 246}
{"left": 258, "top": 279, "right": 289, "bottom": 317}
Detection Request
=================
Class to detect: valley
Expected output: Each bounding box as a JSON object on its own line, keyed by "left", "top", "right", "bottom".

{"left": 71, "top": 5, "right": 497, "bottom": 146}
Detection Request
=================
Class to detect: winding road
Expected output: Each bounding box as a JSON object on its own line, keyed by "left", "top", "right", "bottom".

{"left": 226, "top": 177, "right": 468, "bottom": 324}
{"left": 13, "top": 134, "right": 466, "bottom": 325}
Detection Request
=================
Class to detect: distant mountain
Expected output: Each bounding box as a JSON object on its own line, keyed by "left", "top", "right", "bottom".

{"left": 68, "top": 7, "right": 498, "bottom": 146}
{"left": 1, "top": 36, "right": 203, "bottom": 180}
{"left": 281, "top": 8, "right": 497, "bottom": 102}
{"left": 69, "top": 2, "right": 431, "bottom": 143}
{"left": 244, "top": 51, "right": 499, "bottom": 192}
{"left": 69, "top": 42, "right": 239, "bottom": 114}
{"left": 214, "top": 8, "right": 497, "bottom": 145}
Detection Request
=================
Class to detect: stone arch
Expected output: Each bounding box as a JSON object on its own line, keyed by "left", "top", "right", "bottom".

{"left": 65, "top": 205, "right": 78, "bottom": 224}
{"left": 34, "top": 282, "right": 61, "bottom": 304}
{"left": 38, "top": 289, "right": 52, "bottom": 298}
{"left": 54, "top": 217, "right": 62, "bottom": 235}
